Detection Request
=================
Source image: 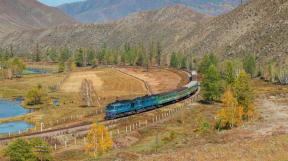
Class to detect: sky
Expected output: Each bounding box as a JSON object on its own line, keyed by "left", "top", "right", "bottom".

{"left": 39, "top": 0, "right": 85, "bottom": 6}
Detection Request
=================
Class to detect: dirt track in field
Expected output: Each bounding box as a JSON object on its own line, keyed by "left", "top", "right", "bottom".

{"left": 117, "top": 68, "right": 188, "bottom": 94}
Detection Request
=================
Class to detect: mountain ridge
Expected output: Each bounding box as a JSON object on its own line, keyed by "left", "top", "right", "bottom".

{"left": 1, "top": 0, "right": 288, "bottom": 65}
{"left": 58, "top": 0, "right": 239, "bottom": 23}
{"left": 0, "top": 0, "right": 76, "bottom": 38}
{"left": 0, "top": 5, "right": 210, "bottom": 57}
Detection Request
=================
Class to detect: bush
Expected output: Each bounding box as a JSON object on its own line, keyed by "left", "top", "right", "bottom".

{"left": 24, "top": 84, "right": 47, "bottom": 106}
{"left": 4, "top": 138, "right": 52, "bottom": 161}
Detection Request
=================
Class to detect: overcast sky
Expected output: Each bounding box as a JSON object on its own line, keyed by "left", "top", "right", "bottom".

{"left": 39, "top": 0, "right": 85, "bottom": 6}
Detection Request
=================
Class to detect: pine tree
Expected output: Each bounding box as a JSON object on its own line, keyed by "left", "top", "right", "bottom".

{"left": 199, "top": 53, "right": 218, "bottom": 74}
{"left": 202, "top": 64, "right": 222, "bottom": 102}
{"left": 4, "top": 139, "right": 35, "bottom": 161}
{"left": 34, "top": 43, "right": 41, "bottom": 62}
{"left": 243, "top": 54, "right": 256, "bottom": 77}
{"left": 170, "top": 52, "right": 179, "bottom": 68}
{"left": 85, "top": 123, "right": 113, "bottom": 158}
{"left": 223, "top": 60, "right": 236, "bottom": 86}
{"left": 156, "top": 41, "right": 162, "bottom": 66}
{"left": 233, "top": 70, "right": 254, "bottom": 119}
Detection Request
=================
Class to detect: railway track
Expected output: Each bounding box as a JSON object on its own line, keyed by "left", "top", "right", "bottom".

{"left": 0, "top": 88, "right": 200, "bottom": 145}
{"left": 0, "top": 69, "right": 199, "bottom": 144}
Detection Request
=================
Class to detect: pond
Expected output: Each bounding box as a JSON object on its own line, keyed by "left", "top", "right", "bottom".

{"left": 0, "top": 100, "right": 34, "bottom": 134}
{"left": 23, "top": 68, "right": 48, "bottom": 75}
{"left": 0, "top": 121, "right": 33, "bottom": 134}
{"left": 0, "top": 99, "right": 31, "bottom": 119}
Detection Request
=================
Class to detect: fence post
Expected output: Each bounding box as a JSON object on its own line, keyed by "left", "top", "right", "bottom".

{"left": 54, "top": 144, "right": 57, "bottom": 151}
{"left": 40, "top": 122, "right": 44, "bottom": 132}
{"left": 110, "top": 131, "right": 113, "bottom": 138}
{"left": 84, "top": 137, "right": 86, "bottom": 144}
{"left": 65, "top": 141, "right": 67, "bottom": 148}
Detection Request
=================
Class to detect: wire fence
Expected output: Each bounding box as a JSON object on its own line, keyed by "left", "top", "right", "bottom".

{"left": 0, "top": 88, "right": 200, "bottom": 150}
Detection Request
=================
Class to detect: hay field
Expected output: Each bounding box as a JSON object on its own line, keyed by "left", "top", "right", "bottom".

{"left": 60, "top": 68, "right": 149, "bottom": 104}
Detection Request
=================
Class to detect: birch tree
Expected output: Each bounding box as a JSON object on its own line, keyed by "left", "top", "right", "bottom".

{"left": 80, "top": 79, "right": 99, "bottom": 107}
{"left": 85, "top": 123, "right": 113, "bottom": 158}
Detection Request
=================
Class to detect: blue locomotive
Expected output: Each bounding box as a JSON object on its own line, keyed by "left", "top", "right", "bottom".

{"left": 105, "top": 71, "right": 199, "bottom": 120}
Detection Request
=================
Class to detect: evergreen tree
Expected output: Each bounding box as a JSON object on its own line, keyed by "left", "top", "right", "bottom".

{"left": 148, "top": 41, "right": 155, "bottom": 67}
{"left": 170, "top": 52, "right": 179, "bottom": 68}
{"left": 223, "top": 60, "right": 236, "bottom": 86}
{"left": 199, "top": 53, "right": 218, "bottom": 74}
{"left": 30, "top": 137, "right": 52, "bottom": 161}
{"left": 243, "top": 54, "right": 256, "bottom": 77}
{"left": 74, "top": 48, "right": 84, "bottom": 67}
{"left": 4, "top": 139, "right": 35, "bottom": 161}
{"left": 233, "top": 70, "right": 254, "bottom": 116}
{"left": 202, "top": 64, "right": 222, "bottom": 102}
{"left": 34, "top": 43, "right": 41, "bottom": 62}
{"left": 47, "top": 48, "right": 58, "bottom": 62}
{"left": 87, "top": 48, "right": 96, "bottom": 65}
{"left": 180, "top": 55, "right": 187, "bottom": 69}
{"left": 156, "top": 41, "right": 162, "bottom": 66}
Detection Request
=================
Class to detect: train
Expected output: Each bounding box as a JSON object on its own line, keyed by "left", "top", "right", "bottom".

{"left": 105, "top": 70, "right": 199, "bottom": 120}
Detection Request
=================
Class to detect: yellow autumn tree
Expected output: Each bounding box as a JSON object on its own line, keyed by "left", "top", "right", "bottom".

{"left": 85, "top": 123, "right": 113, "bottom": 158}
{"left": 216, "top": 88, "right": 244, "bottom": 130}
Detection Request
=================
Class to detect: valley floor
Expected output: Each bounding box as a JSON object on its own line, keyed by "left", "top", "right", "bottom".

{"left": 52, "top": 80, "right": 288, "bottom": 161}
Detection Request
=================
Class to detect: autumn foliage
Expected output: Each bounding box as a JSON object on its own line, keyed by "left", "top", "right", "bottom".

{"left": 216, "top": 70, "right": 255, "bottom": 130}
{"left": 216, "top": 88, "right": 244, "bottom": 129}
{"left": 85, "top": 123, "right": 113, "bottom": 158}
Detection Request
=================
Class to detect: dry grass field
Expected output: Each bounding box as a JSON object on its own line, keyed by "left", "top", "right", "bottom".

{"left": 60, "top": 68, "right": 149, "bottom": 103}
{"left": 0, "top": 67, "right": 185, "bottom": 129}
{"left": 51, "top": 79, "right": 288, "bottom": 161}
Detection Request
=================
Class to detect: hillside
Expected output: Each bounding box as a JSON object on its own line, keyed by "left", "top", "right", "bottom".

{"left": 0, "top": 0, "right": 76, "bottom": 38}
{"left": 1, "top": 5, "right": 211, "bottom": 56}
{"left": 175, "top": 0, "right": 288, "bottom": 64}
{"left": 1, "top": 0, "right": 288, "bottom": 64}
{"left": 58, "top": 0, "right": 239, "bottom": 23}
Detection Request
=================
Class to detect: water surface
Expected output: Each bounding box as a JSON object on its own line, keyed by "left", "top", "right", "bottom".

{"left": 23, "top": 68, "right": 48, "bottom": 75}
{"left": 0, "top": 121, "right": 33, "bottom": 134}
{"left": 0, "top": 100, "right": 30, "bottom": 119}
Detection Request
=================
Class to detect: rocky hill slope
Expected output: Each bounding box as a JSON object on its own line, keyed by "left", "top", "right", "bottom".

{"left": 1, "top": 0, "right": 287, "bottom": 64}
{"left": 58, "top": 0, "right": 239, "bottom": 23}
{"left": 1, "top": 5, "right": 211, "bottom": 55}
{"left": 176, "top": 0, "right": 288, "bottom": 64}
{"left": 0, "top": 0, "right": 76, "bottom": 38}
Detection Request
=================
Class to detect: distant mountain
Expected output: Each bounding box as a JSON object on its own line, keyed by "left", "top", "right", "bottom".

{"left": 58, "top": 0, "right": 240, "bottom": 23}
{"left": 2, "top": 0, "right": 288, "bottom": 64}
{"left": 0, "top": 5, "right": 211, "bottom": 56}
{"left": 0, "top": 0, "right": 76, "bottom": 38}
